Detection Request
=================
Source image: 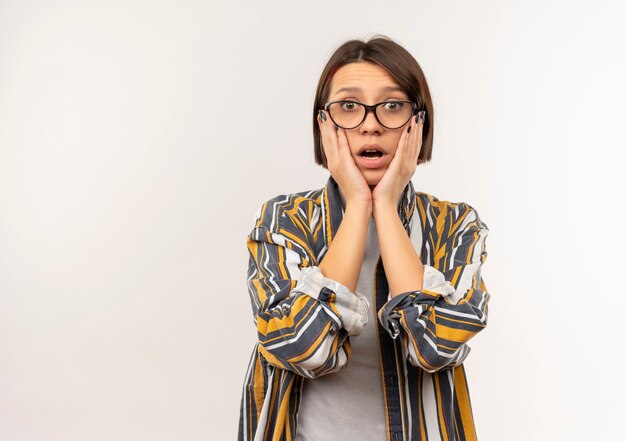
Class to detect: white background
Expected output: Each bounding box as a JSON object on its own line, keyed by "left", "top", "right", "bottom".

{"left": 1, "top": 1, "right": 625, "bottom": 440}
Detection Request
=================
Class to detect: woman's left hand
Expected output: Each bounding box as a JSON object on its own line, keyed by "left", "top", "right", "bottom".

{"left": 372, "top": 110, "right": 425, "bottom": 209}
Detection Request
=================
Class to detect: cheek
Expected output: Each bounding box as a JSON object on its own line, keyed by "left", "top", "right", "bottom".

{"left": 391, "top": 133, "right": 406, "bottom": 154}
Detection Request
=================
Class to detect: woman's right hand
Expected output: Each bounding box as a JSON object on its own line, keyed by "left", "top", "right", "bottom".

{"left": 317, "top": 110, "right": 372, "bottom": 210}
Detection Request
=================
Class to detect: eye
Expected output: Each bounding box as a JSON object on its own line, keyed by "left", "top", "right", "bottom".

{"left": 382, "top": 101, "right": 405, "bottom": 112}
{"left": 340, "top": 100, "right": 360, "bottom": 111}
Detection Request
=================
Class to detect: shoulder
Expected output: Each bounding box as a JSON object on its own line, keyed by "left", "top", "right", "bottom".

{"left": 250, "top": 186, "right": 325, "bottom": 233}
{"left": 415, "top": 190, "right": 489, "bottom": 232}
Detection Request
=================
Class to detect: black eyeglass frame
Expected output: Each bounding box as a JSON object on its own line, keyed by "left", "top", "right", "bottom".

{"left": 323, "top": 100, "right": 419, "bottom": 130}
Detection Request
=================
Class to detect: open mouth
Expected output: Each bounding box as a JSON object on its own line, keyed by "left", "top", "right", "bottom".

{"left": 359, "top": 150, "right": 384, "bottom": 158}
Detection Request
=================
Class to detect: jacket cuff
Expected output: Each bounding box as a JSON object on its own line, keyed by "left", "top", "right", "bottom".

{"left": 292, "top": 266, "right": 369, "bottom": 336}
{"left": 377, "top": 265, "right": 453, "bottom": 339}
{"left": 422, "top": 264, "right": 456, "bottom": 296}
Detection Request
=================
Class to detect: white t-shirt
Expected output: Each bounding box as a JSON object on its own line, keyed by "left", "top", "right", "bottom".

{"left": 295, "top": 214, "right": 387, "bottom": 440}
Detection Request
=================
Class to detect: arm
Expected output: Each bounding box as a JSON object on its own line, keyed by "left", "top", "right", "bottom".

{"left": 318, "top": 201, "right": 371, "bottom": 293}
{"left": 374, "top": 201, "right": 426, "bottom": 297}
{"left": 247, "top": 198, "right": 370, "bottom": 379}
{"left": 375, "top": 202, "right": 490, "bottom": 373}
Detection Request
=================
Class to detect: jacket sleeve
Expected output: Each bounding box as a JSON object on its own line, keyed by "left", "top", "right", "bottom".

{"left": 246, "top": 203, "right": 369, "bottom": 379}
{"left": 377, "top": 203, "right": 490, "bottom": 373}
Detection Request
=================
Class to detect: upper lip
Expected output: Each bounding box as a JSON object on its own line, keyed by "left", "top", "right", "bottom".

{"left": 358, "top": 144, "right": 385, "bottom": 155}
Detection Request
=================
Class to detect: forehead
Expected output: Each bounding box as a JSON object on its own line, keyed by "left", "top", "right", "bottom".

{"left": 329, "top": 62, "right": 405, "bottom": 97}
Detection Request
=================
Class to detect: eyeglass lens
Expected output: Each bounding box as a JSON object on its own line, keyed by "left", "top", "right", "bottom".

{"left": 327, "top": 101, "right": 413, "bottom": 129}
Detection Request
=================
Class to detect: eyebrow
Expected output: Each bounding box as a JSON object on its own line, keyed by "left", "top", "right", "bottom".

{"left": 333, "top": 86, "right": 406, "bottom": 95}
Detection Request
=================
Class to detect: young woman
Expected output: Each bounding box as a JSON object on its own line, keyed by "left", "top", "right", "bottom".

{"left": 238, "top": 35, "right": 491, "bottom": 441}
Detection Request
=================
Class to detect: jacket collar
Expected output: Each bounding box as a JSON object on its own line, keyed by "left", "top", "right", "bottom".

{"left": 320, "top": 174, "right": 417, "bottom": 248}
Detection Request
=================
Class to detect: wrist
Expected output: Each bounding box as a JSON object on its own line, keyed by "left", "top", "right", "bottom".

{"left": 372, "top": 200, "right": 398, "bottom": 217}
{"left": 345, "top": 199, "right": 372, "bottom": 216}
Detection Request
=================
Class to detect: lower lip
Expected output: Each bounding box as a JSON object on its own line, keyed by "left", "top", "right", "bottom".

{"left": 357, "top": 154, "right": 387, "bottom": 168}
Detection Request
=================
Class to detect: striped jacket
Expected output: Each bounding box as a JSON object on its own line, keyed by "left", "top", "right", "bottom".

{"left": 239, "top": 175, "right": 491, "bottom": 441}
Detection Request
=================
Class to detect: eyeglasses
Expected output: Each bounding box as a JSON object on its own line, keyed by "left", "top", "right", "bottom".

{"left": 323, "top": 100, "right": 418, "bottom": 130}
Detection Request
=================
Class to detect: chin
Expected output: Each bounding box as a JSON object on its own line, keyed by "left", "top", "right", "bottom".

{"left": 366, "top": 177, "right": 381, "bottom": 189}
{"left": 358, "top": 168, "right": 381, "bottom": 181}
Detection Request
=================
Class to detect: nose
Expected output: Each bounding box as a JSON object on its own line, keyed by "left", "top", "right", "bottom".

{"left": 358, "top": 108, "right": 384, "bottom": 135}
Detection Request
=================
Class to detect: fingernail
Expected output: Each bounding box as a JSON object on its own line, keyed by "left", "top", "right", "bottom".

{"left": 414, "top": 113, "right": 419, "bottom": 124}
{"left": 334, "top": 123, "right": 338, "bottom": 131}
{"left": 407, "top": 124, "right": 411, "bottom": 133}
{"left": 321, "top": 110, "right": 327, "bottom": 122}
{"left": 419, "top": 110, "right": 426, "bottom": 122}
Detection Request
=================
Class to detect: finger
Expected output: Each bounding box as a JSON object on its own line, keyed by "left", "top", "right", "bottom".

{"left": 387, "top": 123, "right": 407, "bottom": 176}
{"left": 316, "top": 112, "right": 328, "bottom": 156}
{"left": 336, "top": 127, "right": 352, "bottom": 160}
{"left": 404, "top": 116, "right": 413, "bottom": 157}
{"left": 415, "top": 112, "right": 425, "bottom": 160}
{"left": 335, "top": 129, "right": 350, "bottom": 156}
{"left": 318, "top": 111, "right": 337, "bottom": 163}
{"left": 401, "top": 117, "right": 412, "bottom": 160}
{"left": 398, "top": 119, "right": 410, "bottom": 152}
{"left": 405, "top": 113, "right": 418, "bottom": 161}
{"left": 410, "top": 119, "right": 418, "bottom": 163}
